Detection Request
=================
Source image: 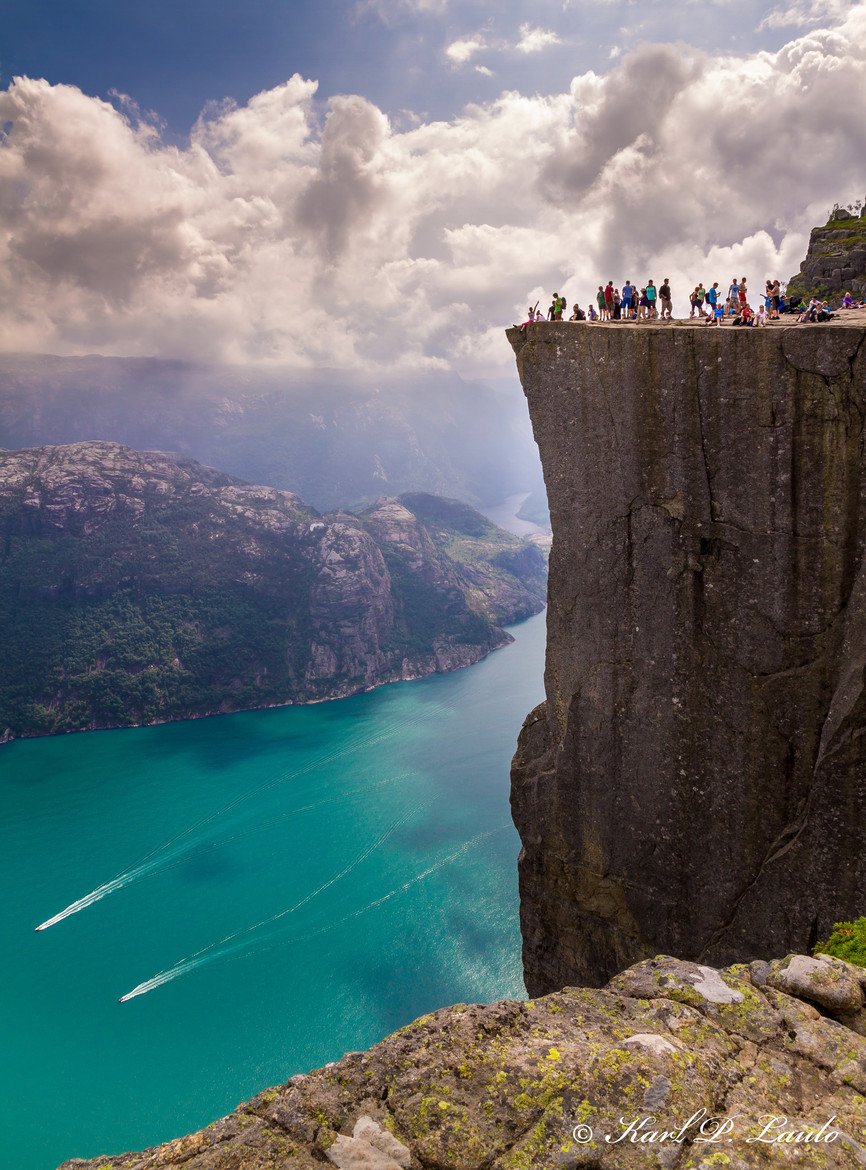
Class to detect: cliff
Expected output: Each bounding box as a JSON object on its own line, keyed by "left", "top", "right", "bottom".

{"left": 58, "top": 952, "right": 866, "bottom": 1169}
{"left": 0, "top": 442, "right": 546, "bottom": 741}
{"left": 508, "top": 319, "right": 866, "bottom": 994}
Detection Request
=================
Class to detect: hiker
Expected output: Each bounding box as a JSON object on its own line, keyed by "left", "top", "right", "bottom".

{"left": 738, "top": 277, "right": 747, "bottom": 306}
{"left": 621, "top": 281, "right": 634, "bottom": 319}
{"left": 604, "top": 280, "right": 615, "bottom": 319}
{"left": 613, "top": 287, "right": 622, "bottom": 320}
{"left": 695, "top": 284, "right": 707, "bottom": 317}
{"left": 570, "top": 303, "right": 586, "bottom": 321}
{"left": 658, "top": 278, "right": 673, "bottom": 320}
{"left": 706, "top": 297, "right": 724, "bottom": 326}
{"left": 689, "top": 288, "right": 699, "bottom": 318}
{"left": 588, "top": 304, "right": 598, "bottom": 321}
{"left": 728, "top": 277, "right": 739, "bottom": 306}
{"left": 596, "top": 286, "right": 607, "bottom": 320}
{"left": 637, "top": 288, "right": 649, "bottom": 320}
{"left": 646, "top": 280, "right": 657, "bottom": 318}
{"left": 706, "top": 282, "right": 720, "bottom": 316}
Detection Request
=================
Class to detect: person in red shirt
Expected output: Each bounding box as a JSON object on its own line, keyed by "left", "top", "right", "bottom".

{"left": 604, "top": 281, "right": 614, "bottom": 318}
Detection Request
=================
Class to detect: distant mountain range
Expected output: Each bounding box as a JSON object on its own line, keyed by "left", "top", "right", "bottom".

{"left": 0, "top": 354, "right": 545, "bottom": 513}
{"left": 0, "top": 442, "right": 547, "bottom": 742}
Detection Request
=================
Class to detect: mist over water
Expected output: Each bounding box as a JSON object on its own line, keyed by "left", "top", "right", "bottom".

{"left": 0, "top": 611, "right": 545, "bottom": 1170}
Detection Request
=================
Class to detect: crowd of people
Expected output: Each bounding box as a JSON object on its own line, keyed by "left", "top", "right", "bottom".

{"left": 516, "top": 278, "right": 864, "bottom": 330}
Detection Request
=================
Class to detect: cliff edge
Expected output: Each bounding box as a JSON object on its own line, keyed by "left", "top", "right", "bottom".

{"left": 57, "top": 953, "right": 866, "bottom": 1168}
{"left": 508, "top": 319, "right": 866, "bottom": 994}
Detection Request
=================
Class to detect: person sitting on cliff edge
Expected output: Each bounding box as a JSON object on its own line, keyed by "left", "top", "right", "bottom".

{"left": 569, "top": 303, "right": 586, "bottom": 321}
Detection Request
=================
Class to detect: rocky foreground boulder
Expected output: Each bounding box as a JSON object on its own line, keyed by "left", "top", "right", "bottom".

{"left": 60, "top": 953, "right": 866, "bottom": 1168}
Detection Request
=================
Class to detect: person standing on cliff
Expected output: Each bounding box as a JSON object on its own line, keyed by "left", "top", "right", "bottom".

{"left": 596, "top": 285, "right": 607, "bottom": 320}
{"left": 646, "top": 280, "right": 657, "bottom": 318}
{"left": 604, "top": 280, "right": 615, "bottom": 319}
{"left": 706, "top": 282, "right": 719, "bottom": 316}
{"left": 770, "top": 279, "right": 781, "bottom": 319}
{"left": 621, "top": 281, "right": 634, "bottom": 319}
{"left": 728, "top": 277, "right": 739, "bottom": 306}
{"left": 738, "top": 277, "right": 748, "bottom": 306}
{"left": 658, "top": 278, "right": 673, "bottom": 320}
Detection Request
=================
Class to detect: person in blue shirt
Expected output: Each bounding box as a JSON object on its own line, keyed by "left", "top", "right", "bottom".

{"left": 706, "top": 282, "right": 719, "bottom": 314}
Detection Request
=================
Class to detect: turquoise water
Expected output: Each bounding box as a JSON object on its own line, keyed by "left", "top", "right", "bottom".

{"left": 0, "top": 611, "right": 545, "bottom": 1170}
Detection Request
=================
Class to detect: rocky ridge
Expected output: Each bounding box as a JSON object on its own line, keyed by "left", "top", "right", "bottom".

{"left": 59, "top": 952, "right": 866, "bottom": 1169}
{"left": 787, "top": 205, "right": 866, "bottom": 303}
{"left": 508, "top": 319, "right": 866, "bottom": 994}
{"left": 0, "top": 441, "right": 546, "bottom": 741}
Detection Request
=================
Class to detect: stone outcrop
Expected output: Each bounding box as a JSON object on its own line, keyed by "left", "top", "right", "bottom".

{"left": 787, "top": 208, "right": 866, "bottom": 302}
{"left": 508, "top": 320, "right": 866, "bottom": 994}
{"left": 0, "top": 442, "right": 546, "bottom": 741}
{"left": 58, "top": 953, "right": 866, "bottom": 1168}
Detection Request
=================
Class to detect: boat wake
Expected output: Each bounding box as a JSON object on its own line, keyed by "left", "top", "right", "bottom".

{"left": 119, "top": 824, "right": 507, "bottom": 1002}
{"left": 120, "top": 815, "right": 407, "bottom": 1001}
{"left": 34, "top": 727, "right": 405, "bottom": 932}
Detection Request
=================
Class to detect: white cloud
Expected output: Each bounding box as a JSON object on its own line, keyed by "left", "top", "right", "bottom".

{"left": 445, "top": 34, "right": 487, "bottom": 65}
{"left": 515, "top": 24, "right": 563, "bottom": 54}
{"left": 759, "top": 0, "right": 854, "bottom": 28}
{"left": 475, "top": 64, "right": 494, "bottom": 76}
{"left": 1, "top": 3, "right": 865, "bottom": 376}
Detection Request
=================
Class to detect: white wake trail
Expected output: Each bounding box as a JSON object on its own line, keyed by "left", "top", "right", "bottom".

{"left": 36, "top": 729, "right": 405, "bottom": 932}
{"left": 34, "top": 850, "right": 187, "bottom": 931}
{"left": 119, "top": 817, "right": 406, "bottom": 1002}
{"left": 122, "top": 825, "right": 507, "bottom": 1000}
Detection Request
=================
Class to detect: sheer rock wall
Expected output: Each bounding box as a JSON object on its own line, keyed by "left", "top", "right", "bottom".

{"left": 508, "top": 321, "right": 866, "bottom": 994}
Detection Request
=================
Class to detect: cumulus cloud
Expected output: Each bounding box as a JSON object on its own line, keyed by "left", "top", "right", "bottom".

{"left": 445, "top": 34, "right": 487, "bottom": 65}
{"left": 1, "top": 4, "right": 865, "bottom": 375}
{"left": 759, "top": 0, "right": 855, "bottom": 29}
{"left": 515, "top": 24, "right": 563, "bottom": 54}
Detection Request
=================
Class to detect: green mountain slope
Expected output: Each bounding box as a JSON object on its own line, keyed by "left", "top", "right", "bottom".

{"left": 0, "top": 443, "right": 546, "bottom": 742}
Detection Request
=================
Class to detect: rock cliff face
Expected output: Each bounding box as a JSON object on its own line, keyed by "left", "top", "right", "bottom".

{"left": 58, "top": 953, "right": 866, "bottom": 1169}
{"left": 0, "top": 442, "right": 546, "bottom": 741}
{"left": 787, "top": 208, "right": 866, "bottom": 302}
{"left": 508, "top": 320, "right": 866, "bottom": 994}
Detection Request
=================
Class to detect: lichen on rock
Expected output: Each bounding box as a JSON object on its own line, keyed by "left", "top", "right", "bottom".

{"left": 58, "top": 954, "right": 866, "bottom": 1168}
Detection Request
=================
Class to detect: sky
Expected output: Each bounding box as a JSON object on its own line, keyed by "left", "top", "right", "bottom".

{"left": 1, "top": 0, "right": 865, "bottom": 376}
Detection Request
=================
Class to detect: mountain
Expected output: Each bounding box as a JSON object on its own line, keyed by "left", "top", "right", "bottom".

{"left": 0, "top": 442, "right": 546, "bottom": 742}
{"left": 0, "top": 354, "right": 544, "bottom": 512}
{"left": 508, "top": 318, "right": 866, "bottom": 994}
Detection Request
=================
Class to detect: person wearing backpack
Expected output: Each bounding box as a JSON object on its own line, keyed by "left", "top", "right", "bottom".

{"left": 705, "top": 282, "right": 719, "bottom": 316}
